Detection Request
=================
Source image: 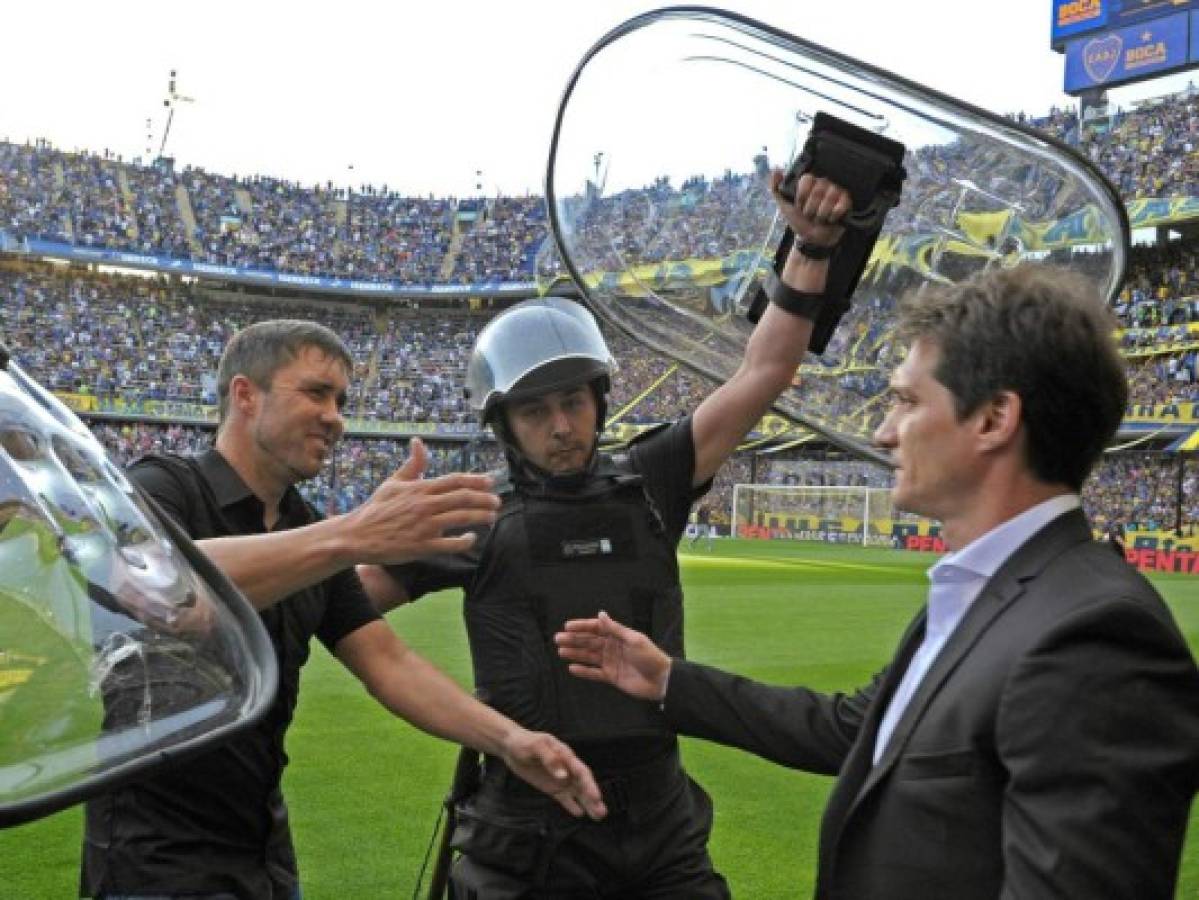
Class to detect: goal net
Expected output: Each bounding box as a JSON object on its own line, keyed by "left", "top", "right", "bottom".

{"left": 730, "top": 484, "right": 926, "bottom": 546}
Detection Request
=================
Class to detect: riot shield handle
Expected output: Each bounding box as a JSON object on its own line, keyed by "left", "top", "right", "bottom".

{"left": 748, "top": 111, "right": 907, "bottom": 354}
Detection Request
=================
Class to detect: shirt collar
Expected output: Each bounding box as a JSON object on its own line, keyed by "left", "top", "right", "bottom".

{"left": 931, "top": 493, "right": 1081, "bottom": 583}
{"left": 198, "top": 448, "right": 310, "bottom": 522}
{"left": 198, "top": 448, "right": 255, "bottom": 508}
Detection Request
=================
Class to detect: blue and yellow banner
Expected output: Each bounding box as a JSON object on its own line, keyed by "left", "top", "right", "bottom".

{"left": 1126, "top": 195, "right": 1199, "bottom": 226}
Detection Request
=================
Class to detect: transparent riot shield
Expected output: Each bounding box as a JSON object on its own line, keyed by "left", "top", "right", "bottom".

{"left": 545, "top": 6, "right": 1129, "bottom": 464}
{"left": 0, "top": 355, "right": 276, "bottom": 826}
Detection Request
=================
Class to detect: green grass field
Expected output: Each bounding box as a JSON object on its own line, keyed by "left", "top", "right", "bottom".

{"left": 2, "top": 541, "right": 1197, "bottom": 898}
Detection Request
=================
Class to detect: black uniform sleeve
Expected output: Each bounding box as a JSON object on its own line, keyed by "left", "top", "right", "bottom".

{"left": 628, "top": 416, "right": 710, "bottom": 544}
{"left": 315, "top": 566, "right": 383, "bottom": 650}
{"left": 383, "top": 526, "right": 486, "bottom": 602}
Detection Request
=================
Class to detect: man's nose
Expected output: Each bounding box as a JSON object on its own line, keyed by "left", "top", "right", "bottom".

{"left": 550, "top": 407, "right": 572, "bottom": 435}
{"left": 873, "top": 411, "right": 895, "bottom": 448}
{"left": 322, "top": 400, "right": 345, "bottom": 431}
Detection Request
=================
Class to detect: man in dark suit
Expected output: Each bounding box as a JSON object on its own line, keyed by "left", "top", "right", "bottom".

{"left": 556, "top": 264, "right": 1199, "bottom": 899}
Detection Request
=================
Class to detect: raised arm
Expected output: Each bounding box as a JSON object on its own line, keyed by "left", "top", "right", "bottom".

{"left": 690, "top": 172, "right": 850, "bottom": 486}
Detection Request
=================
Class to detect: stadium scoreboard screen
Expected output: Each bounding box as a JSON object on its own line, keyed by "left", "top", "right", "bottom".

{"left": 1053, "top": 0, "right": 1199, "bottom": 46}
{"left": 1052, "top": 0, "right": 1199, "bottom": 93}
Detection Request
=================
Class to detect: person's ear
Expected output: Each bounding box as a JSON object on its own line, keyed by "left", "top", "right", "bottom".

{"left": 227, "top": 374, "right": 260, "bottom": 420}
{"left": 975, "top": 389, "right": 1022, "bottom": 454}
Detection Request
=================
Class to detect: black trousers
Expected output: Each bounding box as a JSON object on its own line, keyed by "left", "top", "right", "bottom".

{"left": 449, "top": 755, "right": 729, "bottom": 900}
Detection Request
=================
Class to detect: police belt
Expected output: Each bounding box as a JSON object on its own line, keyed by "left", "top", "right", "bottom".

{"left": 480, "top": 743, "right": 682, "bottom": 814}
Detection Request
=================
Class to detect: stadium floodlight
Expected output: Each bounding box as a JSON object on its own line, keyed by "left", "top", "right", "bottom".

{"left": 545, "top": 6, "right": 1129, "bottom": 466}
{"left": 159, "top": 69, "right": 195, "bottom": 161}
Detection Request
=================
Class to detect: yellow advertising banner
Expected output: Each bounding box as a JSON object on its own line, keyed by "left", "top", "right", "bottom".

{"left": 1123, "top": 528, "right": 1199, "bottom": 576}
{"left": 57, "top": 393, "right": 98, "bottom": 413}
{"left": 1122, "top": 402, "right": 1199, "bottom": 424}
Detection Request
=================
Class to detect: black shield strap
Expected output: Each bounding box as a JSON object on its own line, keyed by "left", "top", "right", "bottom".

{"left": 748, "top": 112, "right": 907, "bottom": 354}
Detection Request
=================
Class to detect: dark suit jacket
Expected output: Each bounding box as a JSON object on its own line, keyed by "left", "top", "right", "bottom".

{"left": 665, "top": 509, "right": 1199, "bottom": 899}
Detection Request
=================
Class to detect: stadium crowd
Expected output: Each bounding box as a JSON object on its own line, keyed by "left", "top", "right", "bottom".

{"left": 0, "top": 141, "right": 542, "bottom": 284}
{"left": 81, "top": 416, "right": 1199, "bottom": 543}
{"left": 3, "top": 247, "right": 1197, "bottom": 531}
{"left": 2, "top": 86, "right": 1199, "bottom": 289}
{"left": 1034, "top": 87, "right": 1199, "bottom": 199}
{"left": 5, "top": 87, "right": 1199, "bottom": 534}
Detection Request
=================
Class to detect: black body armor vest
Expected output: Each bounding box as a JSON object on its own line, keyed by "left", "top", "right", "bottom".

{"left": 465, "top": 456, "right": 683, "bottom": 748}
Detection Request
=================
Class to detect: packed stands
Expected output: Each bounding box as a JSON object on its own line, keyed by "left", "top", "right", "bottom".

{"left": 3, "top": 233, "right": 1197, "bottom": 530}
{"left": 6, "top": 87, "right": 1199, "bottom": 533}
{"left": 449, "top": 196, "right": 546, "bottom": 283}
{"left": 0, "top": 86, "right": 1194, "bottom": 288}
{"left": 1034, "top": 89, "right": 1199, "bottom": 199}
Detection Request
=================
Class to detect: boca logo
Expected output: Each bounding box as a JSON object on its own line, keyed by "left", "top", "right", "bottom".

{"left": 1126, "top": 35, "right": 1168, "bottom": 69}
{"left": 1083, "top": 33, "right": 1122, "bottom": 82}
{"left": 1058, "top": 0, "right": 1102, "bottom": 28}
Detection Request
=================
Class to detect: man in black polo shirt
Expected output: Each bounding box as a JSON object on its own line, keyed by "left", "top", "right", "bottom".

{"left": 81, "top": 320, "right": 604, "bottom": 900}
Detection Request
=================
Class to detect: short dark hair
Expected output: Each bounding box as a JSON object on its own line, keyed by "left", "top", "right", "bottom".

{"left": 216, "top": 320, "right": 352, "bottom": 425}
{"left": 896, "top": 264, "right": 1127, "bottom": 491}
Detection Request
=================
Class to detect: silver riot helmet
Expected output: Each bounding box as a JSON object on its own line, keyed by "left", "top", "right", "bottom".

{"left": 465, "top": 297, "right": 617, "bottom": 429}
{"left": 0, "top": 347, "right": 276, "bottom": 828}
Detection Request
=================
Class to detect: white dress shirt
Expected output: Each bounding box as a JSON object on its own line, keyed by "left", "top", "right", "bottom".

{"left": 872, "top": 493, "right": 1082, "bottom": 764}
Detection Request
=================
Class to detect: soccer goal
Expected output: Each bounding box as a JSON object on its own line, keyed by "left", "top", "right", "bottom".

{"left": 730, "top": 484, "right": 906, "bottom": 546}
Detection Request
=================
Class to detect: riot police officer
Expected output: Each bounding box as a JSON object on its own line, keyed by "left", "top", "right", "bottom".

{"left": 368, "top": 172, "right": 853, "bottom": 897}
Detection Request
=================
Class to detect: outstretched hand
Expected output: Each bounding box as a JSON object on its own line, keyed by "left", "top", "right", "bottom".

{"left": 554, "top": 611, "right": 673, "bottom": 702}
{"left": 770, "top": 171, "right": 851, "bottom": 249}
{"left": 342, "top": 437, "right": 500, "bottom": 564}
{"left": 499, "top": 729, "right": 607, "bottom": 820}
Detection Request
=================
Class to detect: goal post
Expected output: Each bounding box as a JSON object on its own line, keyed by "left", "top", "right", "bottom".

{"left": 730, "top": 483, "right": 917, "bottom": 546}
